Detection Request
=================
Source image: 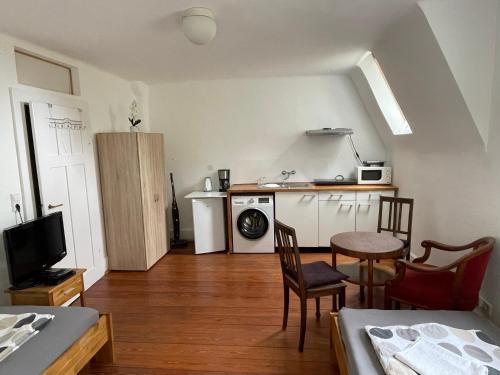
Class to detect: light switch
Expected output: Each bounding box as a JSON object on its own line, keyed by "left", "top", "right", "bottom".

{"left": 10, "top": 193, "right": 21, "bottom": 212}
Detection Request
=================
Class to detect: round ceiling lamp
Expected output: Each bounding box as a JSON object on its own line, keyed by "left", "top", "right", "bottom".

{"left": 182, "top": 7, "right": 217, "bottom": 45}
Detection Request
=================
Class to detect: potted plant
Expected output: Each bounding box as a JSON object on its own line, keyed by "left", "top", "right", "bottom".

{"left": 128, "top": 100, "right": 142, "bottom": 132}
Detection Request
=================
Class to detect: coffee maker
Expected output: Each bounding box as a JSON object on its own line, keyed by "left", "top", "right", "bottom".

{"left": 218, "top": 169, "right": 230, "bottom": 192}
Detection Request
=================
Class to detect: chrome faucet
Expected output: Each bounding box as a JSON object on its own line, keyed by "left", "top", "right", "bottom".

{"left": 281, "top": 170, "right": 296, "bottom": 181}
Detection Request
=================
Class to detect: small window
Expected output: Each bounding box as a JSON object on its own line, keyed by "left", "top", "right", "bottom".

{"left": 15, "top": 50, "right": 75, "bottom": 95}
{"left": 357, "top": 52, "right": 412, "bottom": 135}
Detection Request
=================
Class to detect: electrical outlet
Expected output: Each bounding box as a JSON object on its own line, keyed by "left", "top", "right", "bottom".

{"left": 10, "top": 193, "right": 21, "bottom": 212}
{"left": 478, "top": 297, "right": 493, "bottom": 318}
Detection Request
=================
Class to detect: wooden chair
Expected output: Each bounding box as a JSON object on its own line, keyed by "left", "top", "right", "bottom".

{"left": 358, "top": 196, "right": 414, "bottom": 300}
{"left": 274, "top": 220, "right": 347, "bottom": 352}
{"left": 385, "top": 237, "right": 495, "bottom": 310}
{"left": 378, "top": 196, "right": 414, "bottom": 260}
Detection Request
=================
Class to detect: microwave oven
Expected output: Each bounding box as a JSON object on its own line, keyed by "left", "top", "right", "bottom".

{"left": 357, "top": 166, "right": 392, "bottom": 185}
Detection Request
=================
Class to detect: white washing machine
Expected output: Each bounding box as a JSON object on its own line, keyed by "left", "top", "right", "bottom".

{"left": 232, "top": 195, "right": 275, "bottom": 253}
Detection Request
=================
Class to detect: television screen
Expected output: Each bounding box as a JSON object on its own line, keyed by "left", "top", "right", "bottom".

{"left": 3, "top": 212, "right": 67, "bottom": 288}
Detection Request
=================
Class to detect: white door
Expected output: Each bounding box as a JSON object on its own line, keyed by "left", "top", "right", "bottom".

{"left": 275, "top": 192, "right": 318, "bottom": 247}
{"left": 318, "top": 200, "right": 356, "bottom": 246}
{"left": 29, "top": 101, "right": 104, "bottom": 288}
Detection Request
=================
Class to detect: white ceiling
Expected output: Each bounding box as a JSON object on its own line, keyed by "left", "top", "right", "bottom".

{"left": 0, "top": 0, "right": 425, "bottom": 83}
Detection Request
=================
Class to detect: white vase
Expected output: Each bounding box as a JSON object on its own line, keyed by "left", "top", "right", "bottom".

{"left": 130, "top": 125, "right": 139, "bottom": 133}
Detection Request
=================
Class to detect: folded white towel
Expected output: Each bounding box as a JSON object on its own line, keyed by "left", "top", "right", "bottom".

{"left": 395, "top": 338, "right": 488, "bottom": 375}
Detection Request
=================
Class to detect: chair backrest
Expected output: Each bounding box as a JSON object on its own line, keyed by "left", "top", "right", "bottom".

{"left": 456, "top": 237, "right": 495, "bottom": 309}
{"left": 378, "top": 196, "right": 414, "bottom": 245}
{"left": 274, "top": 220, "right": 305, "bottom": 288}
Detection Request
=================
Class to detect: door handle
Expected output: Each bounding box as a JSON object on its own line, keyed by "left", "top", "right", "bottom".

{"left": 48, "top": 203, "right": 63, "bottom": 210}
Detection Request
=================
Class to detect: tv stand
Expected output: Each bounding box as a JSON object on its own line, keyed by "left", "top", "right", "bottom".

{"left": 5, "top": 268, "right": 85, "bottom": 306}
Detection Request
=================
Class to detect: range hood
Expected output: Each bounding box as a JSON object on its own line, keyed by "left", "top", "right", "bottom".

{"left": 305, "top": 128, "right": 354, "bottom": 136}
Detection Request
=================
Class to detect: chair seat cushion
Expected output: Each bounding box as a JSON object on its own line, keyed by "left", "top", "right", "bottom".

{"left": 302, "top": 261, "right": 347, "bottom": 289}
{"left": 386, "top": 268, "right": 459, "bottom": 309}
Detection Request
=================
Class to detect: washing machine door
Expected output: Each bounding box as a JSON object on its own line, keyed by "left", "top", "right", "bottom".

{"left": 237, "top": 208, "right": 269, "bottom": 240}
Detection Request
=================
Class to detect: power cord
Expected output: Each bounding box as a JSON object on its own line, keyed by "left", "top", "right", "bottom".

{"left": 15, "top": 204, "right": 24, "bottom": 223}
{"left": 348, "top": 134, "right": 364, "bottom": 166}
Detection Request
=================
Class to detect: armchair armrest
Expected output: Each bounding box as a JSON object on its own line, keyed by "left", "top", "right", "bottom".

{"left": 414, "top": 238, "right": 489, "bottom": 263}
{"left": 388, "top": 259, "right": 458, "bottom": 286}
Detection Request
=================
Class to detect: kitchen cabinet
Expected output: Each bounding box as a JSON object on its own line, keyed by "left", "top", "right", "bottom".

{"left": 275, "top": 192, "right": 318, "bottom": 247}
{"left": 355, "top": 191, "right": 395, "bottom": 232}
{"left": 318, "top": 191, "right": 356, "bottom": 246}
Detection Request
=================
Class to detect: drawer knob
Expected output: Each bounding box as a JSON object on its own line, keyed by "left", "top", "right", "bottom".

{"left": 63, "top": 287, "right": 76, "bottom": 295}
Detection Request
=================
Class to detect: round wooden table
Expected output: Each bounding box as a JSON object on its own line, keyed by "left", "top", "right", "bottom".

{"left": 330, "top": 231, "right": 404, "bottom": 308}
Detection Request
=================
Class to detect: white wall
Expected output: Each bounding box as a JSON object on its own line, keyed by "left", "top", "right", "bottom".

{"left": 0, "top": 33, "right": 142, "bottom": 303}
{"left": 150, "top": 75, "right": 387, "bottom": 238}
{"left": 374, "top": 5, "right": 500, "bottom": 325}
{"left": 419, "top": 0, "right": 497, "bottom": 146}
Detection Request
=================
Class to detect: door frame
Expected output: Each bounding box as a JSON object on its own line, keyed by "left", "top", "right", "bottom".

{"left": 9, "top": 85, "right": 107, "bottom": 289}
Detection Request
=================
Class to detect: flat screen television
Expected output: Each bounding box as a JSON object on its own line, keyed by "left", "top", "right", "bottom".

{"left": 3, "top": 212, "right": 67, "bottom": 288}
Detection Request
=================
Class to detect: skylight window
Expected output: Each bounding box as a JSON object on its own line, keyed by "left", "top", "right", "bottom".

{"left": 357, "top": 52, "right": 412, "bottom": 135}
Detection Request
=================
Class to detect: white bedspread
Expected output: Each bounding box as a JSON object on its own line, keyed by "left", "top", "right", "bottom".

{"left": 0, "top": 312, "right": 54, "bottom": 362}
{"left": 365, "top": 322, "right": 500, "bottom": 375}
{"left": 395, "top": 338, "right": 487, "bottom": 375}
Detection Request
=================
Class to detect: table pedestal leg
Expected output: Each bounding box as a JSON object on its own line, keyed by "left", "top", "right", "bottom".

{"left": 367, "top": 259, "right": 374, "bottom": 308}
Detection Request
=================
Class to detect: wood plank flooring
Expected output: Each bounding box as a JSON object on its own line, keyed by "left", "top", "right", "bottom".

{"left": 80, "top": 249, "right": 385, "bottom": 375}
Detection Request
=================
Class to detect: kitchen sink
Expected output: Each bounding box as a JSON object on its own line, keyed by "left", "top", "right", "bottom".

{"left": 258, "top": 182, "right": 312, "bottom": 189}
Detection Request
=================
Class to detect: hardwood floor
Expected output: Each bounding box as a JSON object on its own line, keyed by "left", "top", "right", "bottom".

{"left": 80, "top": 248, "right": 386, "bottom": 375}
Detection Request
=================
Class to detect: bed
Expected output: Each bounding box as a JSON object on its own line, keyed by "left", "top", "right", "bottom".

{"left": 331, "top": 308, "right": 500, "bottom": 375}
{"left": 0, "top": 306, "right": 113, "bottom": 375}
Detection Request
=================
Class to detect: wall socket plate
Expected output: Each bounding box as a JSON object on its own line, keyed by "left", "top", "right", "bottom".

{"left": 10, "top": 193, "right": 21, "bottom": 213}
{"left": 478, "top": 297, "right": 493, "bottom": 318}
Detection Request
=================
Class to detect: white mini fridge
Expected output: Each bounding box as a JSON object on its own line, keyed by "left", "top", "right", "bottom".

{"left": 185, "top": 192, "right": 226, "bottom": 254}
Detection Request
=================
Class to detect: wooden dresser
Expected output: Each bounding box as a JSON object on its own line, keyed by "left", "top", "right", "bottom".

{"left": 96, "top": 133, "right": 168, "bottom": 270}
{"left": 5, "top": 269, "right": 85, "bottom": 306}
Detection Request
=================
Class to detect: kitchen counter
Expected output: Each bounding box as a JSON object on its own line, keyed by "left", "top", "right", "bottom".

{"left": 226, "top": 183, "right": 398, "bottom": 252}
{"left": 228, "top": 183, "right": 398, "bottom": 193}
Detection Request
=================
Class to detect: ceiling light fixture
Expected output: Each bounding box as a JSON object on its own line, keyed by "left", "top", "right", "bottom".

{"left": 182, "top": 7, "right": 217, "bottom": 45}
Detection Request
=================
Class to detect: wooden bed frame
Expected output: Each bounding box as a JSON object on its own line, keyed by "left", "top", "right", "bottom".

{"left": 330, "top": 312, "right": 349, "bottom": 375}
{"left": 42, "top": 313, "right": 114, "bottom": 375}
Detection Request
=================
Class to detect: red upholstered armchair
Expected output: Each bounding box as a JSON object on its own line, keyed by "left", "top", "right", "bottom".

{"left": 385, "top": 237, "right": 495, "bottom": 310}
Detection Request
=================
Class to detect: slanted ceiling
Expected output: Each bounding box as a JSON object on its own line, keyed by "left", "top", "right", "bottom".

{"left": 351, "top": 0, "right": 498, "bottom": 151}
{"left": 420, "top": 0, "right": 497, "bottom": 147}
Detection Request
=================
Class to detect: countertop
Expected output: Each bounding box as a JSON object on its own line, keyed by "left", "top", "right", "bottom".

{"left": 184, "top": 192, "right": 227, "bottom": 199}
{"left": 227, "top": 183, "right": 398, "bottom": 193}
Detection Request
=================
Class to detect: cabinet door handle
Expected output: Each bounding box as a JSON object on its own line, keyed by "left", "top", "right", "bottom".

{"left": 48, "top": 203, "right": 63, "bottom": 210}
{"left": 63, "top": 287, "right": 76, "bottom": 295}
{"left": 154, "top": 193, "right": 159, "bottom": 202}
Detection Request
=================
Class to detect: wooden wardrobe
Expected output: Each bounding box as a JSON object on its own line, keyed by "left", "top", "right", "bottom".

{"left": 96, "top": 133, "right": 168, "bottom": 270}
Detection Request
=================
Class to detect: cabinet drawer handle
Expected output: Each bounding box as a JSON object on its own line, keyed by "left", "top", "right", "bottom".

{"left": 63, "top": 287, "right": 76, "bottom": 296}
{"left": 358, "top": 203, "right": 372, "bottom": 207}
{"left": 302, "top": 194, "right": 316, "bottom": 198}
{"left": 329, "top": 194, "right": 343, "bottom": 200}
{"left": 368, "top": 194, "right": 381, "bottom": 201}
{"left": 340, "top": 203, "right": 353, "bottom": 209}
